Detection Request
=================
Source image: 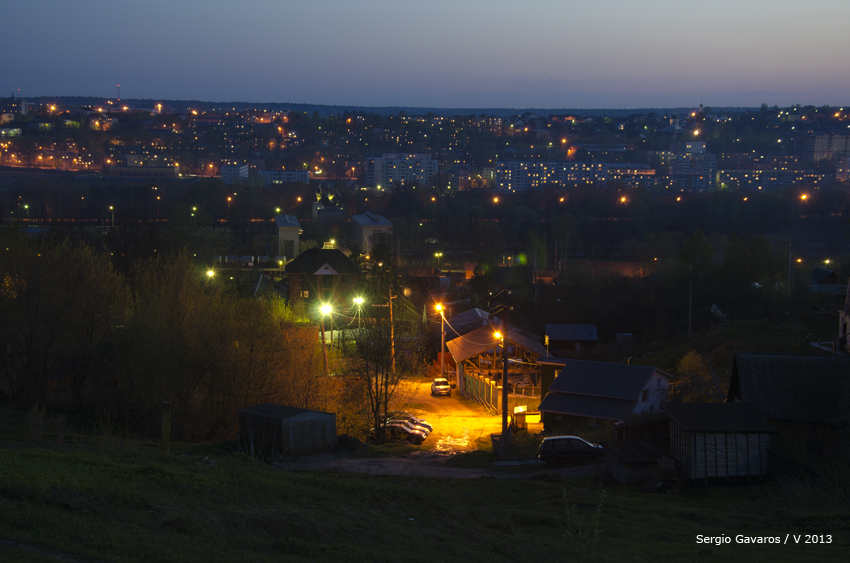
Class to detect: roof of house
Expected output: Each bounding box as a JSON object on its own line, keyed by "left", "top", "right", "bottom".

{"left": 407, "top": 266, "right": 444, "bottom": 278}
{"left": 538, "top": 392, "right": 637, "bottom": 421}
{"left": 728, "top": 353, "right": 850, "bottom": 422}
{"left": 352, "top": 212, "right": 392, "bottom": 227}
{"left": 284, "top": 247, "right": 361, "bottom": 275}
{"left": 601, "top": 440, "right": 671, "bottom": 464}
{"left": 810, "top": 267, "right": 839, "bottom": 285}
{"left": 446, "top": 308, "right": 494, "bottom": 337}
{"left": 238, "top": 403, "right": 334, "bottom": 420}
{"left": 446, "top": 322, "right": 549, "bottom": 364}
{"left": 548, "top": 360, "right": 665, "bottom": 400}
{"left": 275, "top": 214, "right": 300, "bottom": 228}
{"left": 545, "top": 324, "right": 598, "bottom": 342}
{"left": 662, "top": 401, "right": 775, "bottom": 433}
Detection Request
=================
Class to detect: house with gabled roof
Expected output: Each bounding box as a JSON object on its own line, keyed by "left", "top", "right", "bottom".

{"left": 352, "top": 212, "right": 393, "bottom": 256}
{"left": 284, "top": 248, "right": 361, "bottom": 317}
{"left": 727, "top": 353, "right": 850, "bottom": 455}
{"left": 545, "top": 324, "right": 598, "bottom": 357}
{"left": 538, "top": 359, "right": 670, "bottom": 431}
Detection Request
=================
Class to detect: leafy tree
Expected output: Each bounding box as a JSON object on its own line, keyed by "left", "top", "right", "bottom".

{"left": 673, "top": 350, "right": 726, "bottom": 402}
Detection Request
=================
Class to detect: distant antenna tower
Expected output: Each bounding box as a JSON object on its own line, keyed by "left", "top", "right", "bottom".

{"left": 117, "top": 84, "right": 120, "bottom": 101}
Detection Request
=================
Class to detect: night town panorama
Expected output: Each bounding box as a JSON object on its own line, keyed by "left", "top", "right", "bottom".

{"left": 0, "top": 1, "right": 848, "bottom": 561}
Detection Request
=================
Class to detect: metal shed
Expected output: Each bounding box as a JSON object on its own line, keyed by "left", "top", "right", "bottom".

{"left": 663, "top": 402, "right": 775, "bottom": 483}
{"left": 238, "top": 403, "right": 337, "bottom": 458}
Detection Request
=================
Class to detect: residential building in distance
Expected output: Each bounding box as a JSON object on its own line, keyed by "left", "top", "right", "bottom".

{"left": 794, "top": 134, "right": 850, "bottom": 162}
{"left": 837, "top": 157, "right": 850, "bottom": 182}
{"left": 275, "top": 214, "right": 302, "bottom": 261}
{"left": 221, "top": 164, "right": 249, "bottom": 185}
{"left": 669, "top": 153, "right": 717, "bottom": 191}
{"left": 0, "top": 95, "right": 27, "bottom": 116}
{"left": 284, "top": 247, "right": 361, "bottom": 316}
{"left": 352, "top": 212, "right": 393, "bottom": 255}
{"left": 259, "top": 169, "right": 310, "bottom": 185}
{"left": 366, "top": 153, "right": 438, "bottom": 187}
{"left": 717, "top": 169, "right": 831, "bottom": 191}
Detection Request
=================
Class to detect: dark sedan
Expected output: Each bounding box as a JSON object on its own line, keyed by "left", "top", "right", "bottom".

{"left": 538, "top": 436, "right": 603, "bottom": 467}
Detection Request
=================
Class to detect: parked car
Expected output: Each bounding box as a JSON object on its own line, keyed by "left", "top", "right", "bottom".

{"left": 386, "top": 411, "right": 433, "bottom": 433}
{"left": 431, "top": 377, "right": 452, "bottom": 396}
{"left": 370, "top": 421, "right": 428, "bottom": 445}
{"left": 538, "top": 436, "right": 603, "bottom": 467}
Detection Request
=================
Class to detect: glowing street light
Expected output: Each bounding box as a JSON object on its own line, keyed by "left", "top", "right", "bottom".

{"left": 206, "top": 269, "right": 215, "bottom": 278}
{"left": 109, "top": 205, "right": 114, "bottom": 228}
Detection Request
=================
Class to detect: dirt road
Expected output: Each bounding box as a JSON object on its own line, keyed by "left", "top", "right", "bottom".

{"left": 278, "top": 381, "right": 599, "bottom": 480}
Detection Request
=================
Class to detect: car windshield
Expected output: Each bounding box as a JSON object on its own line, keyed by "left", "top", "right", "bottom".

{"left": 435, "top": 379, "right": 448, "bottom": 385}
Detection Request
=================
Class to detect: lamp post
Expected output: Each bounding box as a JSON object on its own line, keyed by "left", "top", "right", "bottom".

{"left": 320, "top": 303, "right": 332, "bottom": 376}
{"left": 436, "top": 303, "right": 445, "bottom": 380}
{"left": 354, "top": 297, "right": 364, "bottom": 329}
{"left": 109, "top": 206, "right": 114, "bottom": 228}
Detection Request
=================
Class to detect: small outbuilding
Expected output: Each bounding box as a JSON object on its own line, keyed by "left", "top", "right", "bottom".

{"left": 238, "top": 403, "right": 337, "bottom": 458}
{"left": 663, "top": 401, "right": 775, "bottom": 483}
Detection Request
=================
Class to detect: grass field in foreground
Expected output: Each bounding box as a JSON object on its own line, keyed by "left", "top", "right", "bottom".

{"left": 0, "top": 439, "right": 848, "bottom": 563}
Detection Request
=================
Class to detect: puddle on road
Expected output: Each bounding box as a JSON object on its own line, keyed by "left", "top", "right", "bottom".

{"left": 435, "top": 429, "right": 470, "bottom": 452}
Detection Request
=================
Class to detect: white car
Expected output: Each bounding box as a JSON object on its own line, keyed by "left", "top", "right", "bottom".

{"left": 431, "top": 378, "right": 451, "bottom": 396}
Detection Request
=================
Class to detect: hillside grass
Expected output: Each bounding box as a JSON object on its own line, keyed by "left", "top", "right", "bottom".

{"left": 0, "top": 434, "right": 848, "bottom": 563}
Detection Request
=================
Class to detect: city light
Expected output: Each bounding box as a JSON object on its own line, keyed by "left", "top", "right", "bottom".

{"left": 320, "top": 304, "right": 332, "bottom": 316}
{"left": 206, "top": 269, "right": 215, "bottom": 278}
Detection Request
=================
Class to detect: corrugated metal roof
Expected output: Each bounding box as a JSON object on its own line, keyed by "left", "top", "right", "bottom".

{"left": 729, "top": 353, "right": 850, "bottom": 422}
{"left": 662, "top": 402, "right": 775, "bottom": 433}
{"left": 539, "top": 392, "right": 636, "bottom": 420}
{"left": 545, "top": 324, "right": 598, "bottom": 342}
{"left": 447, "top": 322, "right": 549, "bottom": 364}
{"left": 549, "top": 360, "right": 659, "bottom": 400}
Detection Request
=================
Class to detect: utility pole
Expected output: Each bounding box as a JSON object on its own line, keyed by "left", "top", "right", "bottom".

{"left": 688, "top": 279, "right": 693, "bottom": 338}
{"left": 436, "top": 303, "right": 446, "bottom": 379}
{"left": 320, "top": 317, "right": 329, "bottom": 376}
{"left": 389, "top": 287, "right": 396, "bottom": 373}
{"left": 501, "top": 295, "right": 511, "bottom": 460}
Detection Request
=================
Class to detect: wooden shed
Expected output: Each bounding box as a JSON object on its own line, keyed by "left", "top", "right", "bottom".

{"left": 663, "top": 402, "right": 775, "bottom": 484}
{"left": 238, "top": 403, "right": 337, "bottom": 458}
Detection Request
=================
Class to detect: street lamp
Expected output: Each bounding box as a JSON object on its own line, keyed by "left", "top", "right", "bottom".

{"left": 320, "top": 303, "right": 332, "bottom": 376}
{"left": 206, "top": 269, "right": 215, "bottom": 278}
{"left": 109, "top": 206, "right": 114, "bottom": 228}
{"left": 436, "top": 303, "right": 446, "bottom": 379}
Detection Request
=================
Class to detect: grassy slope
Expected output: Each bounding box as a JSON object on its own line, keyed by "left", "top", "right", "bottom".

{"left": 0, "top": 441, "right": 848, "bottom": 563}
{"left": 0, "top": 313, "right": 847, "bottom": 562}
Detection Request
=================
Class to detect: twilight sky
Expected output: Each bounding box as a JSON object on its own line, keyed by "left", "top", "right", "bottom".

{"left": 3, "top": 0, "right": 847, "bottom": 109}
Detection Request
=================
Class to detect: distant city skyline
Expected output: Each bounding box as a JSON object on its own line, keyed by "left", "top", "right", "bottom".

{"left": 3, "top": 0, "right": 847, "bottom": 109}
